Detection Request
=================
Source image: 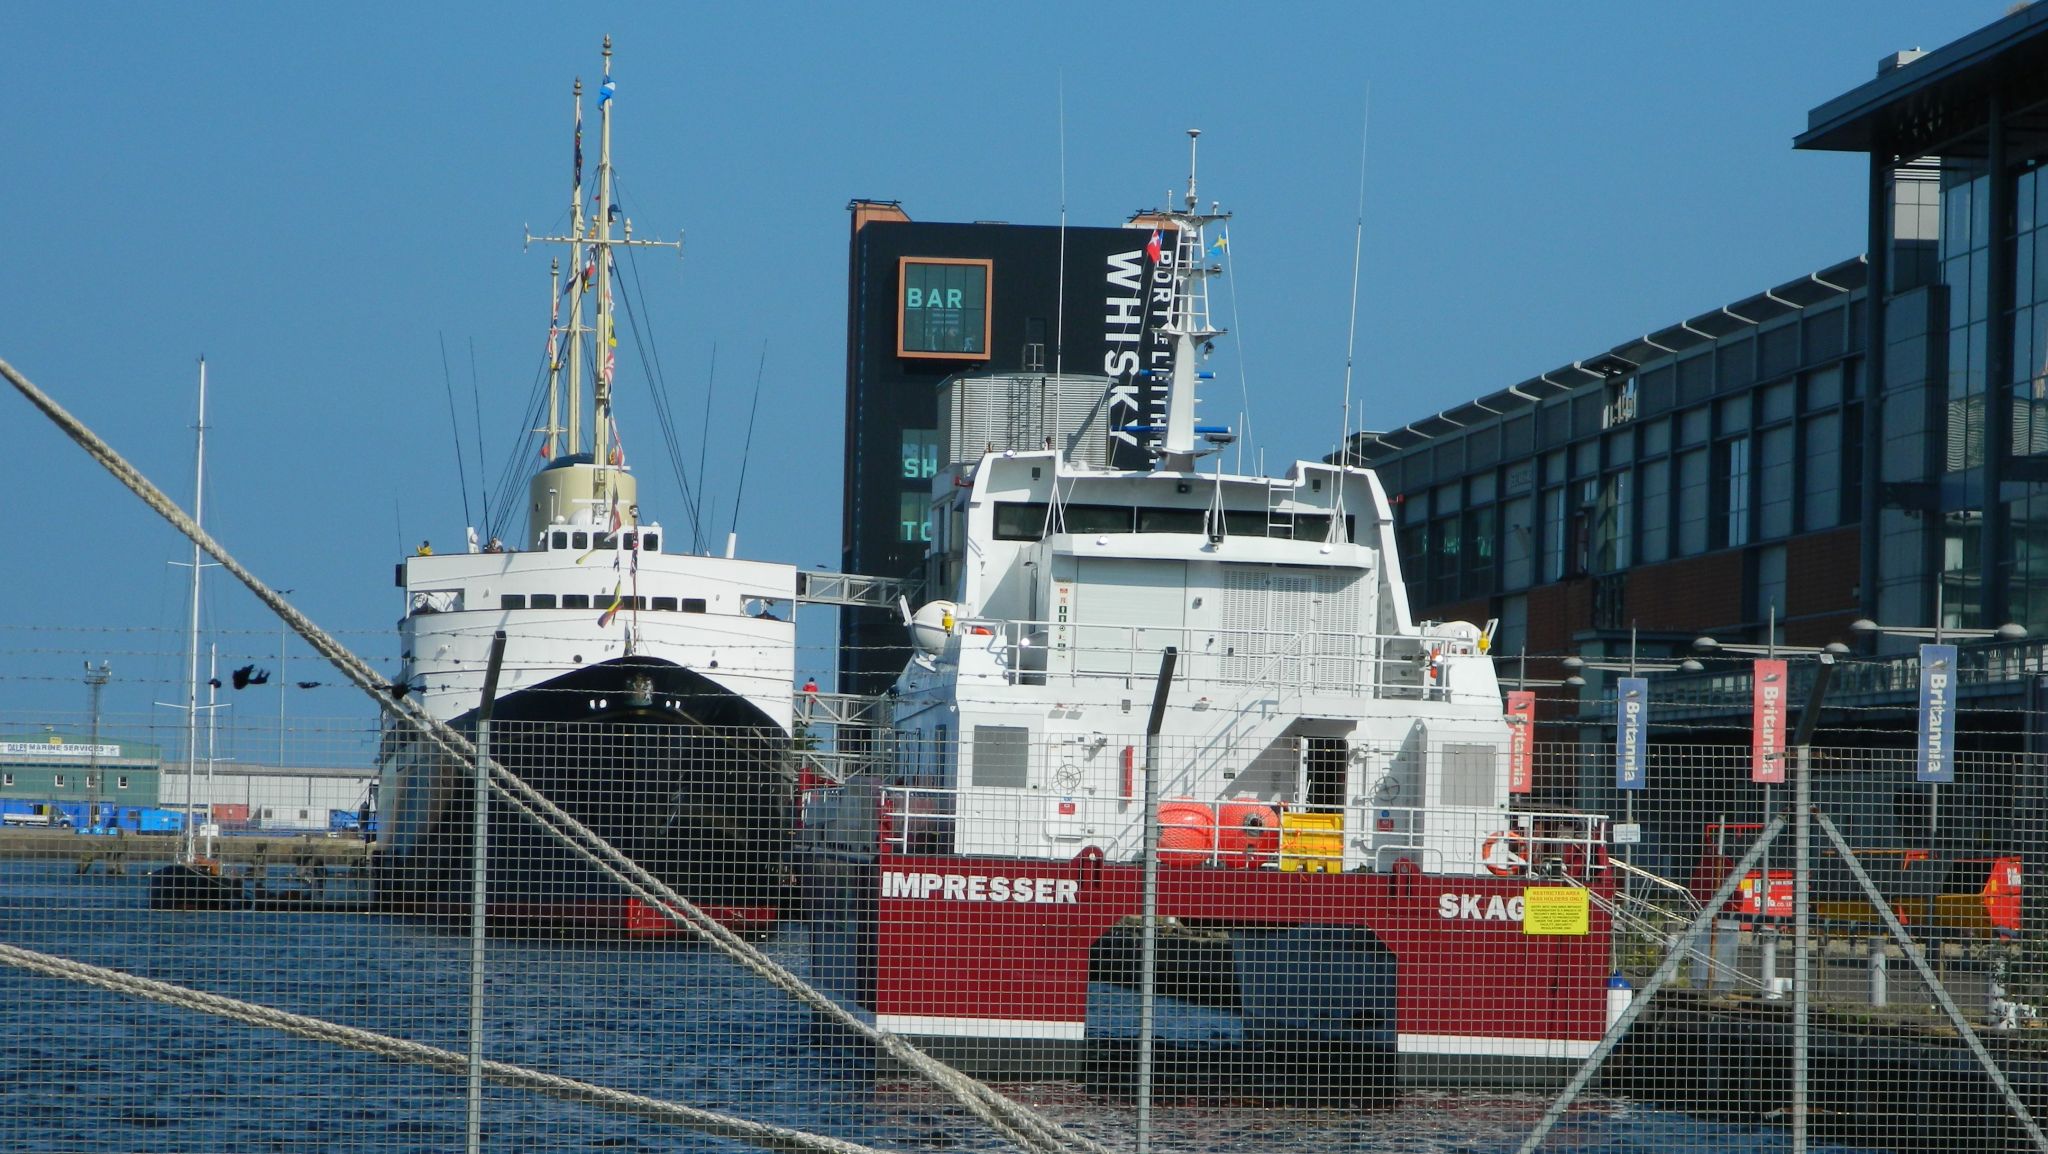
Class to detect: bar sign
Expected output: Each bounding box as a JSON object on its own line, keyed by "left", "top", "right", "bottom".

{"left": 1615, "top": 677, "right": 1648, "bottom": 792}
{"left": 1505, "top": 690, "right": 1535, "bottom": 795}
{"left": 1918, "top": 643, "right": 1957, "bottom": 784}
{"left": 1751, "top": 659, "right": 1787, "bottom": 783}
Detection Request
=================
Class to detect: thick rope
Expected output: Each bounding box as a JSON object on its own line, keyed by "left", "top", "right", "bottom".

{"left": 0, "top": 942, "right": 895, "bottom": 1154}
{"left": 1, "top": 354, "right": 1111, "bottom": 1154}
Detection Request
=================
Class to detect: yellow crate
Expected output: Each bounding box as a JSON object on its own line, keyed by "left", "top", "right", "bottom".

{"left": 1279, "top": 810, "right": 1344, "bottom": 873}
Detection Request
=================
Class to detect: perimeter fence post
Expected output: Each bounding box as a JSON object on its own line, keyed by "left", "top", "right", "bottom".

{"left": 468, "top": 631, "right": 507, "bottom": 1154}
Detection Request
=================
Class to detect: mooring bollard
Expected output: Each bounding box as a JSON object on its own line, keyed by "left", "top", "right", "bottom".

{"left": 1869, "top": 936, "right": 1888, "bottom": 1007}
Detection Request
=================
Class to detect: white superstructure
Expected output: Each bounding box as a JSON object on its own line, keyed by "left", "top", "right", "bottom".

{"left": 889, "top": 134, "right": 1515, "bottom": 876}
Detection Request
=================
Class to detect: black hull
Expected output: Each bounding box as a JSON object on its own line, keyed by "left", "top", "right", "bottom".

{"left": 376, "top": 656, "right": 793, "bottom": 935}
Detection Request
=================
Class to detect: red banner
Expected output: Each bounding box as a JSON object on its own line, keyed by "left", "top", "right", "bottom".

{"left": 1752, "top": 659, "right": 1788, "bottom": 783}
{"left": 1506, "top": 690, "right": 1535, "bottom": 795}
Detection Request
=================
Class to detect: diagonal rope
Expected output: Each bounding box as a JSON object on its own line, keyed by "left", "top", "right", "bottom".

{"left": 0, "top": 942, "right": 896, "bottom": 1154}
{"left": 1, "top": 353, "right": 1112, "bottom": 1154}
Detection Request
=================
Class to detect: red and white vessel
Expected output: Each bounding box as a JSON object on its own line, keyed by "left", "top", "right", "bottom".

{"left": 803, "top": 135, "right": 1617, "bottom": 1093}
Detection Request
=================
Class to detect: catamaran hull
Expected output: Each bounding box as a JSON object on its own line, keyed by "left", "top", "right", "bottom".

{"left": 375, "top": 657, "right": 793, "bottom": 937}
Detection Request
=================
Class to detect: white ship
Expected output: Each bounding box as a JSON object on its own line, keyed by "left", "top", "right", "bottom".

{"left": 375, "top": 40, "right": 798, "bottom": 936}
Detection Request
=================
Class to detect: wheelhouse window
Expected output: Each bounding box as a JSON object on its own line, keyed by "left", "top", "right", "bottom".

{"left": 572, "top": 531, "right": 589, "bottom": 550}
{"left": 500, "top": 594, "right": 527, "bottom": 610}
{"left": 1137, "top": 507, "right": 1204, "bottom": 534}
{"left": 681, "top": 598, "right": 707, "bottom": 613}
{"left": 528, "top": 593, "right": 557, "bottom": 609}
{"left": 562, "top": 594, "right": 590, "bottom": 610}
{"left": 651, "top": 596, "right": 678, "bottom": 612}
{"left": 993, "top": 502, "right": 1049, "bottom": 541}
{"left": 642, "top": 532, "right": 659, "bottom": 551}
{"left": 1063, "top": 504, "right": 1134, "bottom": 534}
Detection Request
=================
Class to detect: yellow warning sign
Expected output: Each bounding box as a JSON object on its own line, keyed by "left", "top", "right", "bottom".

{"left": 1522, "top": 887, "right": 1590, "bottom": 936}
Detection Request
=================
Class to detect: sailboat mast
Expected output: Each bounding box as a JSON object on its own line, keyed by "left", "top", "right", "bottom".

{"left": 204, "top": 643, "right": 218, "bottom": 859}
{"left": 592, "top": 35, "right": 616, "bottom": 474}
{"left": 182, "top": 356, "right": 207, "bottom": 862}
{"left": 565, "top": 78, "right": 588, "bottom": 457}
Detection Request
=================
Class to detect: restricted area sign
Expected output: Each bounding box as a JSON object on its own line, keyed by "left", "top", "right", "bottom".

{"left": 1522, "top": 886, "right": 1590, "bottom": 936}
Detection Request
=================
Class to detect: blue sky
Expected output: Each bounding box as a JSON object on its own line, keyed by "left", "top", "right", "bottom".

{"left": 0, "top": 3, "right": 1996, "bottom": 725}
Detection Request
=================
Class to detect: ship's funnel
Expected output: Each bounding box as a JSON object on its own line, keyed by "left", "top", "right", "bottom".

{"left": 527, "top": 455, "right": 639, "bottom": 544}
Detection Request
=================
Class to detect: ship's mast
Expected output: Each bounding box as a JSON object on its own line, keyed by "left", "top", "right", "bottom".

{"left": 1156, "top": 129, "right": 1227, "bottom": 473}
{"left": 540, "top": 256, "right": 564, "bottom": 458}
{"left": 526, "top": 38, "right": 679, "bottom": 477}
{"left": 592, "top": 35, "right": 617, "bottom": 473}
{"left": 563, "top": 78, "right": 588, "bottom": 456}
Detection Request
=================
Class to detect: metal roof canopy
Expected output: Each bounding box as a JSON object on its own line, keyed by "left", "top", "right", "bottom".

{"left": 1795, "top": 6, "right": 2048, "bottom": 159}
{"left": 1346, "top": 256, "right": 1866, "bottom": 463}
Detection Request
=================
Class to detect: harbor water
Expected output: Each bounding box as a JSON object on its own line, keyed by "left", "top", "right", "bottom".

{"left": 0, "top": 859, "right": 1882, "bottom": 1154}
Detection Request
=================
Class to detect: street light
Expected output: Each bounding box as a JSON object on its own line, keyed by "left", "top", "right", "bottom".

{"left": 1846, "top": 613, "right": 2025, "bottom": 886}
{"left": 1849, "top": 618, "right": 2025, "bottom": 642}
{"left": 1692, "top": 626, "right": 1850, "bottom": 930}
{"left": 1562, "top": 626, "right": 1703, "bottom": 832}
{"left": 84, "top": 661, "right": 110, "bottom": 828}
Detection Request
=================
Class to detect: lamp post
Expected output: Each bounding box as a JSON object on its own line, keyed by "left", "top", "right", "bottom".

{"left": 1846, "top": 611, "right": 2025, "bottom": 909}
{"left": 1562, "top": 626, "right": 1703, "bottom": 830}
{"left": 84, "top": 661, "right": 110, "bottom": 827}
{"left": 1693, "top": 625, "right": 1850, "bottom": 928}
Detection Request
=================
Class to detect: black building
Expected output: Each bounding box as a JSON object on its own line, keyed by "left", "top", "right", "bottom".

{"left": 839, "top": 203, "right": 1158, "bottom": 695}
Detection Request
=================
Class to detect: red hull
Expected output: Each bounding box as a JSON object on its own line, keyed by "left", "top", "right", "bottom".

{"left": 869, "top": 853, "right": 1613, "bottom": 1058}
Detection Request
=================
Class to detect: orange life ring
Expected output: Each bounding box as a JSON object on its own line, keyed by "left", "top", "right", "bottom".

{"left": 1482, "top": 831, "right": 1529, "bottom": 877}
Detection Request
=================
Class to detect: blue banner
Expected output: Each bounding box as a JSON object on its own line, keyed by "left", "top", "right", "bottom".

{"left": 1616, "top": 677, "right": 1649, "bottom": 792}
{"left": 1917, "top": 643, "right": 1957, "bottom": 784}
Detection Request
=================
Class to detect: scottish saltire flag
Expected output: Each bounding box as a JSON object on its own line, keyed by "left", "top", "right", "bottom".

{"left": 598, "top": 75, "right": 615, "bottom": 106}
{"left": 597, "top": 584, "right": 623, "bottom": 627}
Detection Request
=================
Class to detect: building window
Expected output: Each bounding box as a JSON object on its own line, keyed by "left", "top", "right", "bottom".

{"left": 1589, "top": 473, "right": 1629, "bottom": 573}
{"left": 1541, "top": 487, "right": 1566, "bottom": 582}
{"left": 1677, "top": 449, "right": 1710, "bottom": 556}
{"left": 53, "top": 774, "right": 65, "bottom": 788}
{"left": 1757, "top": 426, "right": 1794, "bottom": 540}
{"left": 2, "top": 773, "right": 11, "bottom": 787}
{"left": 117, "top": 776, "right": 129, "bottom": 790}
{"left": 1755, "top": 545, "right": 1788, "bottom": 640}
{"left": 1720, "top": 438, "right": 1751, "bottom": 548}
{"left": 1638, "top": 458, "right": 1670, "bottom": 564}
{"left": 1501, "top": 495, "right": 1534, "bottom": 589}
{"left": 897, "top": 257, "right": 992, "bottom": 359}
{"left": 1433, "top": 513, "right": 1461, "bottom": 603}
{"left": 901, "top": 429, "right": 939, "bottom": 480}
{"left": 1464, "top": 506, "right": 1495, "bottom": 596}
{"left": 898, "top": 493, "right": 932, "bottom": 544}
{"left": 1802, "top": 413, "right": 1842, "bottom": 531}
